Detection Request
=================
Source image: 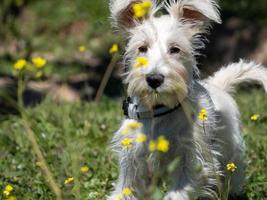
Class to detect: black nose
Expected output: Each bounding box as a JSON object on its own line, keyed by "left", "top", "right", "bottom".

{"left": 146, "top": 74, "right": 165, "bottom": 89}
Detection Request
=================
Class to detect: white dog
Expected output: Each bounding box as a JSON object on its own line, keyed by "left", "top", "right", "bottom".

{"left": 107, "top": 0, "right": 267, "bottom": 199}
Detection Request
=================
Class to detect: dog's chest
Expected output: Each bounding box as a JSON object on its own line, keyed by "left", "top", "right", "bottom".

{"left": 138, "top": 108, "right": 192, "bottom": 141}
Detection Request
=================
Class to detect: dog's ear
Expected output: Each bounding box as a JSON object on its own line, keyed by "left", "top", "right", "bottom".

{"left": 110, "top": 0, "right": 154, "bottom": 30}
{"left": 167, "top": 0, "right": 221, "bottom": 32}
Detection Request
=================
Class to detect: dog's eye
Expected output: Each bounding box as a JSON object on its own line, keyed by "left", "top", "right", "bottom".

{"left": 138, "top": 46, "right": 148, "bottom": 53}
{"left": 169, "top": 46, "right": 181, "bottom": 54}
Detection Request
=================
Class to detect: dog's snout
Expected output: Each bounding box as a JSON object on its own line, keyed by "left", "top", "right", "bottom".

{"left": 146, "top": 74, "right": 164, "bottom": 89}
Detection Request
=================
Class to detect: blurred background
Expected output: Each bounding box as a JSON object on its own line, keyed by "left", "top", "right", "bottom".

{"left": 0, "top": 0, "right": 266, "bottom": 199}
{"left": 0, "top": 0, "right": 267, "bottom": 107}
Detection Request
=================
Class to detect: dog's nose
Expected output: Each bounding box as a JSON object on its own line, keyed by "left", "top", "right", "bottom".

{"left": 146, "top": 74, "right": 164, "bottom": 89}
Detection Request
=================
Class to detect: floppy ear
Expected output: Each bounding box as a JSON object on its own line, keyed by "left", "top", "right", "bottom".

{"left": 110, "top": 0, "right": 154, "bottom": 30}
{"left": 167, "top": 0, "right": 221, "bottom": 32}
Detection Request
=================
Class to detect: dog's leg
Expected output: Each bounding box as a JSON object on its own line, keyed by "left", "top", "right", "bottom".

{"left": 108, "top": 150, "right": 149, "bottom": 200}
{"left": 108, "top": 120, "right": 149, "bottom": 200}
{"left": 163, "top": 138, "right": 222, "bottom": 200}
{"left": 163, "top": 168, "right": 195, "bottom": 200}
{"left": 163, "top": 162, "right": 221, "bottom": 200}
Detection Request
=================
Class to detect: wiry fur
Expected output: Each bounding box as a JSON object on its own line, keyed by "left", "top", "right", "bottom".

{"left": 206, "top": 60, "right": 267, "bottom": 94}
{"left": 107, "top": 0, "right": 267, "bottom": 199}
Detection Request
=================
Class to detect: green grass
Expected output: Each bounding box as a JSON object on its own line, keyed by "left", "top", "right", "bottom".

{"left": 0, "top": 89, "right": 266, "bottom": 199}
{"left": 0, "top": 0, "right": 119, "bottom": 78}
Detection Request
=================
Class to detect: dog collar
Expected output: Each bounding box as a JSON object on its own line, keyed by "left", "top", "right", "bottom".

{"left": 122, "top": 97, "right": 181, "bottom": 119}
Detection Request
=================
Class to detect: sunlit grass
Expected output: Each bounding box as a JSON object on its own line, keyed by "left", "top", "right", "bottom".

{"left": 0, "top": 89, "right": 266, "bottom": 199}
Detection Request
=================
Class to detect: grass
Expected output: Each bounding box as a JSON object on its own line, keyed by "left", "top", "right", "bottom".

{"left": 0, "top": 0, "right": 118, "bottom": 79}
{"left": 0, "top": 88, "right": 266, "bottom": 199}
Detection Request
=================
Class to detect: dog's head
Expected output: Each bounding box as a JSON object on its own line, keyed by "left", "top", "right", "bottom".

{"left": 110, "top": 0, "right": 221, "bottom": 109}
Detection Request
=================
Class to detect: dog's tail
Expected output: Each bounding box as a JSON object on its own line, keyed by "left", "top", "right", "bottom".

{"left": 206, "top": 60, "right": 267, "bottom": 94}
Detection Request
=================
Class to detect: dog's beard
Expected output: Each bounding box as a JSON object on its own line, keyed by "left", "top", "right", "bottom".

{"left": 125, "top": 71, "right": 188, "bottom": 109}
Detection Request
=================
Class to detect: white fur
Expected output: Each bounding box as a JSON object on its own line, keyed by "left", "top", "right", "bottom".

{"left": 206, "top": 59, "right": 267, "bottom": 94}
{"left": 107, "top": 0, "right": 267, "bottom": 199}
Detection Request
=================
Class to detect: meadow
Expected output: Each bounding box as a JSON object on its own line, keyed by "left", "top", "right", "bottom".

{"left": 0, "top": 89, "right": 266, "bottom": 199}
{"left": 0, "top": 0, "right": 267, "bottom": 199}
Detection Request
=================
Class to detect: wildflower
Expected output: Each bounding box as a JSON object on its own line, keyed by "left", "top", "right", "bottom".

{"left": 149, "top": 140, "right": 157, "bottom": 152}
{"left": 132, "top": 1, "right": 152, "bottom": 19}
{"left": 79, "top": 45, "right": 86, "bottom": 53}
{"left": 35, "top": 71, "right": 43, "bottom": 78}
{"left": 121, "top": 137, "right": 134, "bottom": 148}
{"left": 134, "top": 57, "right": 149, "bottom": 68}
{"left": 136, "top": 133, "right": 147, "bottom": 143}
{"left": 32, "top": 57, "right": 47, "bottom": 69}
{"left": 123, "top": 187, "right": 133, "bottom": 197}
{"left": 127, "top": 121, "right": 143, "bottom": 129}
{"left": 250, "top": 114, "right": 260, "bottom": 121}
{"left": 3, "top": 184, "right": 13, "bottom": 197}
{"left": 157, "top": 136, "right": 170, "bottom": 153}
{"left": 7, "top": 196, "right": 16, "bottom": 200}
{"left": 109, "top": 43, "right": 119, "bottom": 54}
{"left": 13, "top": 59, "right": 27, "bottom": 71}
{"left": 115, "top": 194, "right": 123, "bottom": 200}
{"left": 121, "top": 121, "right": 143, "bottom": 135}
{"left": 198, "top": 108, "right": 208, "bottom": 121}
{"left": 64, "top": 177, "right": 74, "bottom": 184}
{"left": 226, "top": 162, "right": 237, "bottom": 172}
{"left": 80, "top": 166, "right": 89, "bottom": 173}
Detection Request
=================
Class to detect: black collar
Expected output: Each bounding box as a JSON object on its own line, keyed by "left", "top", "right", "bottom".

{"left": 122, "top": 97, "right": 181, "bottom": 119}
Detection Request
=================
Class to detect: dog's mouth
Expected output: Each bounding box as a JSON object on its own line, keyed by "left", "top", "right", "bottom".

{"left": 138, "top": 89, "right": 183, "bottom": 109}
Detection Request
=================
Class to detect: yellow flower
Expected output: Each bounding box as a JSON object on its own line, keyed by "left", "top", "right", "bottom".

{"left": 79, "top": 45, "right": 86, "bottom": 53}
{"left": 149, "top": 140, "right": 157, "bottom": 152}
{"left": 121, "top": 121, "right": 143, "bottom": 135}
{"left": 35, "top": 71, "right": 43, "bottom": 78}
{"left": 134, "top": 57, "right": 149, "bottom": 68}
{"left": 13, "top": 59, "right": 27, "bottom": 71}
{"left": 127, "top": 121, "right": 143, "bottom": 129}
{"left": 7, "top": 196, "right": 16, "bottom": 200}
{"left": 32, "top": 57, "right": 47, "bottom": 69}
{"left": 3, "top": 190, "right": 10, "bottom": 197}
{"left": 3, "top": 184, "right": 13, "bottom": 197}
{"left": 136, "top": 133, "right": 147, "bottom": 143}
{"left": 121, "top": 137, "right": 134, "bottom": 148}
{"left": 80, "top": 166, "right": 89, "bottom": 173}
{"left": 132, "top": 1, "right": 152, "bottom": 19}
{"left": 109, "top": 43, "right": 119, "bottom": 54}
{"left": 157, "top": 136, "right": 170, "bottom": 153}
{"left": 198, "top": 108, "right": 208, "bottom": 121}
{"left": 5, "top": 185, "right": 13, "bottom": 193}
{"left": 226, "top": 162, "right": 237, "bottom": 172}
{"left": 64, "top": 177, "right": 74, "bottom": 184}
{"left": 115, "top": 194, "right": 123, "bottom": 200}
{"left": 250, "top": 114, "right": 260, "bottom": 121}
{"left": 123, "top": 187, "right": 133, "bottom": 197}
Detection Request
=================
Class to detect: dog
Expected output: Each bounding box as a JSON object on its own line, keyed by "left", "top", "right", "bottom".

{"left": 107, "top": 0, "right": 267, "bottom": 199}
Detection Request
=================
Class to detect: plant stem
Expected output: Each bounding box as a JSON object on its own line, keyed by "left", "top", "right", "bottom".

{"left": 21, "top": 114, "right": 63, "bottom": 200}
{"left": 17, "top": 73, "right": 25, "bottom": 108}
{"left": 95, "top": 54, "right": 119, "bottom": 102}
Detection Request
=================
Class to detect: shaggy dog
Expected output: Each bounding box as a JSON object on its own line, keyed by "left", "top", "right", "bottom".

{"left": 107, "top": 0, "right": 267, "bottom": 199}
